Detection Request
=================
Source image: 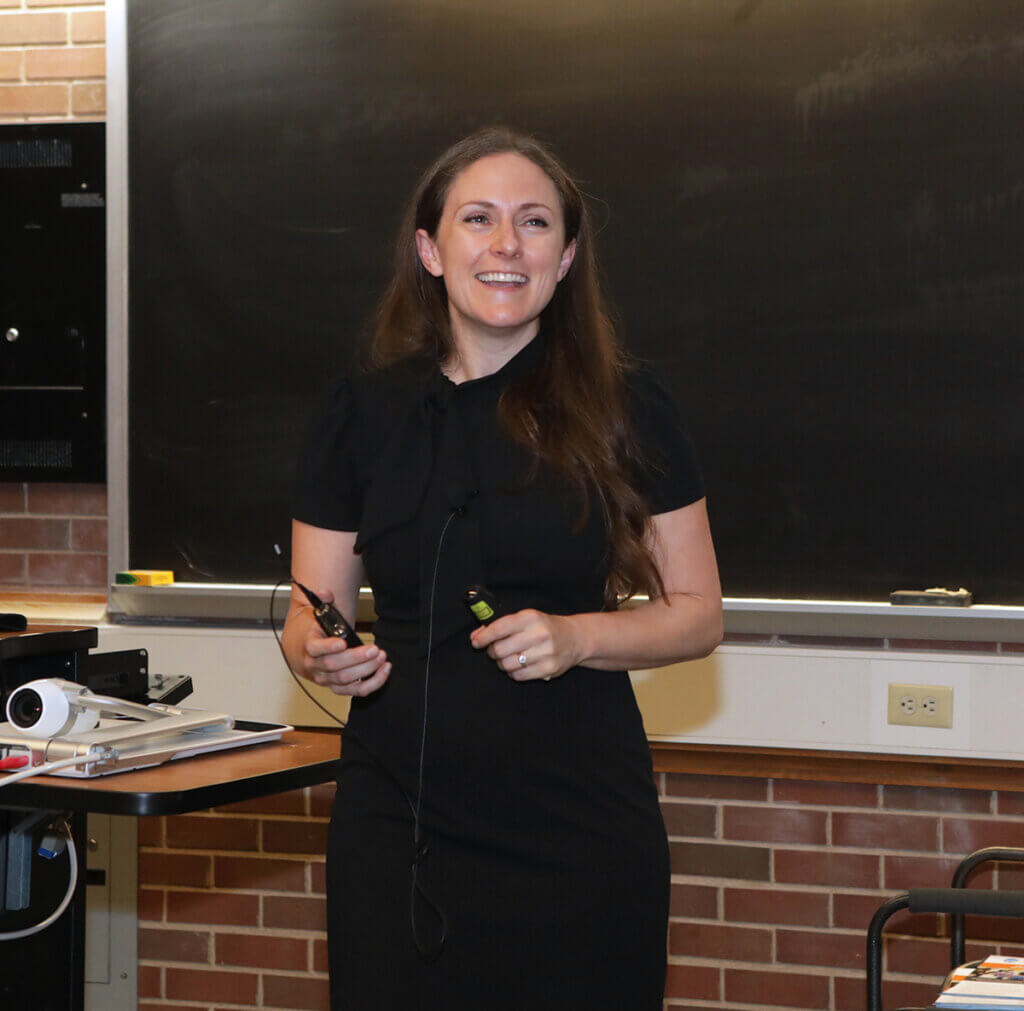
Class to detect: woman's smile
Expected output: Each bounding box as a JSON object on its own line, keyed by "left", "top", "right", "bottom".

{"left": 475, "top": 271, "right": 529, "bottom": 287}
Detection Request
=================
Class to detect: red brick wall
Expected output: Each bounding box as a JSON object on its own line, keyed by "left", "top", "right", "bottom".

{"left": 0, "top": 482, "right": 108, "bottom": 589}
{"left": 662, "top": 771, "right": 1024, "bottom": 1011}
{"left": 138, "top": 782, "right": 335, "bottom": 1011}
{"left": 0, "top": 1, "right": 106, "bottom": 121}
{"left": 137, "top": 767, "right": 1024, "bottom": 1011}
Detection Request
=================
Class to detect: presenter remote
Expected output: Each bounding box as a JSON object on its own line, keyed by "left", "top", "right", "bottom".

{"left": 465, "top": 585, "right": 504, "bottom": 625}
{"left": 294, "top": 581, "right": 364, "bottom": 649}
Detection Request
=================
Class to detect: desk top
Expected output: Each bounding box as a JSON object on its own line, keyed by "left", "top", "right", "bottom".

{"left": 0, "top": 728, "right": 341, "bottom": 816}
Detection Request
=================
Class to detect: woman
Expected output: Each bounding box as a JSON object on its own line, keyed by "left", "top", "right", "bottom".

{"left": 283, "top": 127, "right": 722, "bottom": 1010}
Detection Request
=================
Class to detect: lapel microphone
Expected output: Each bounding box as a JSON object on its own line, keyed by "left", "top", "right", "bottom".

{"left": 446, "top": 482, "right": 477, "bottom": 516}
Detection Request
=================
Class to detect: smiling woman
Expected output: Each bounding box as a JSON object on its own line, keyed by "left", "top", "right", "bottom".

{"left": 413, "top": 152, "right": 577, "bottom": 375}
{"left": 283, "top": 126, "right": 722, "bottom": 1010}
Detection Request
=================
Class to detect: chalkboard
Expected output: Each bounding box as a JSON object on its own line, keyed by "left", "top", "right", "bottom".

{"left": 125, "top": 0, "right": 1024, "bottom": 604}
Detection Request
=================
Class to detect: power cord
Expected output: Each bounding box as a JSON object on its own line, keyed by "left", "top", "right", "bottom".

{"left": 0, "top": 751, "right": 118, "bottom": 940}
{"left": 0, "top": 752, "right": 112, "bottom": 788}
{"left": 0, "top": 817, "right": 77, "bottom": 941}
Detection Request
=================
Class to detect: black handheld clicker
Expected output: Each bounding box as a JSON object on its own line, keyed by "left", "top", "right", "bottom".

{"left": 295, "top": 580, "right": 364, "bottom": 649}
{"left": 464, "top": 585, "right": 504, "bottom": 625}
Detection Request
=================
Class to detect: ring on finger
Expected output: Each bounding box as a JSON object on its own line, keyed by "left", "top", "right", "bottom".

{"left": 517, "top": 653, "right": 528, "bottom": 667}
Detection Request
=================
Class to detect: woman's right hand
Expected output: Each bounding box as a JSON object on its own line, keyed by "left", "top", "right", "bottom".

{"left": 299, "top": 610, "right": 389, "bottom": 696}
{"left": 283, "top": 523, "right": 390, "bottom": 697}
{"left": 300, "top": 621, "right": 391, "bottom": 697}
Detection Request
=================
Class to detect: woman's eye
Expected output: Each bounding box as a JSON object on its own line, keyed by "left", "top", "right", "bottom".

{"left": 524, "top": 217, "right": 549, "bottom": 228}
{"left": 464, "top": 213, "right": 489, "bottom": 224}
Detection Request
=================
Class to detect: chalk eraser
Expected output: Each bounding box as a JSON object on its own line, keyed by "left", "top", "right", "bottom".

{"left": 889, "top": 587, "right": 972, "bottom": 607}
{"left": 115, "top": 570, "right": 174, "bottom": 586}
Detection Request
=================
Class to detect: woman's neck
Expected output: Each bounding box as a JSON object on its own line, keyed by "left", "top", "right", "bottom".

{"left": 443, "top": 322, "right": 539, "bottom": 384}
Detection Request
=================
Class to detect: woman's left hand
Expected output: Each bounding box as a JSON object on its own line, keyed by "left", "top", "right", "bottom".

{"left": 469, "top": 609, "right": 584, "bottom": 682}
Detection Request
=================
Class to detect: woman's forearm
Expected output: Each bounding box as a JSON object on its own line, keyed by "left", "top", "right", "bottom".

{"left": 281, "top": 604, "right": 318, "bottom": 677}
{"left": 568, "top": 592, "right": 723, "bottom": 671}
{"left": 285, "top": 522, "right": 366, "bottom": 681}
{"left": 565, "top": 497, "right": 723, "bottom": 671}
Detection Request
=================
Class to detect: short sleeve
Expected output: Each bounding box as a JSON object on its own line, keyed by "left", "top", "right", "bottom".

{"left": 293, "top": 378, "right": 362, "bottom": 531}
{"left": 626, "top": 364, "right": 705, "bottom": 515}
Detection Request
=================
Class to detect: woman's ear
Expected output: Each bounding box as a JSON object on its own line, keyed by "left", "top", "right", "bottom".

{"left": 415, "top": 229, "right": 444, "bottom": 278}
{"left": 557, "top": 238, "right": 577, "bottom": 281}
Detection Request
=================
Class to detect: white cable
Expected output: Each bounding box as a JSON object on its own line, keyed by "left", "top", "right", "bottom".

{"left": 0, "top": 829, "right": 78, "bottom": 941}
{"left": 0, "top": 753, "right": 103, "bottom": 788}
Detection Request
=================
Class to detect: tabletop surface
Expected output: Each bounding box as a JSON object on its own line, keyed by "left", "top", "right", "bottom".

{"left": 0, "top": 728, "right": 341, "bottom": 816}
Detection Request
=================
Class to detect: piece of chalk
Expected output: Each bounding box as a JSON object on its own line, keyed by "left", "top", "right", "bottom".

{"left": 115, "top": 570, "right": 175, "bottom": 586}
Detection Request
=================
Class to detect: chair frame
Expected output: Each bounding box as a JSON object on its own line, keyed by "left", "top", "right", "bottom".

{"left": 949, "top": 847, "right": 1024, "bottom": 967}
{"left": 866, "top": 846, "right": 1024, "bottom": 1011}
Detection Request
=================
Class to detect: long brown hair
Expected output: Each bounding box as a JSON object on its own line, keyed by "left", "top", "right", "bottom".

{"left": 372, "top": 127, "right": 665, "bottom": 606}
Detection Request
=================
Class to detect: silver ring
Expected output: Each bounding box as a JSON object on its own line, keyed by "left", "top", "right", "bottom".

{"left": 518, "top": 653, "right": 527, "bottom": 667}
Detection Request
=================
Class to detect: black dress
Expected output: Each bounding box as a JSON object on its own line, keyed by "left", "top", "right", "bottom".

{"left": 294, "top": 335, "right": 703, "bottom": 1010}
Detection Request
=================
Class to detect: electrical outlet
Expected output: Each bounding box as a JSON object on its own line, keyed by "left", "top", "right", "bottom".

{"left": 887, "top": 683, "right": 954, "bottom": 728}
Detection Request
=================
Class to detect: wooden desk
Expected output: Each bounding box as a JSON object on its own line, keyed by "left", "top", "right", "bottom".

{"left": 0, "top": 728, "right": 341, "bottom": 815}
{"left": 0, "top": 729, "right": 341, "bottom": 1011}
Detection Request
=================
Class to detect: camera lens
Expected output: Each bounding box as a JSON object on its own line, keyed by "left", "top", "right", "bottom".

{"left": 9, "top": 688, "right": 43, "bottom": 728}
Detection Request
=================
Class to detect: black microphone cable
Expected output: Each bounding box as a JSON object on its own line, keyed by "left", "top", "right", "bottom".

{"left": 409, "top": 508, "right": 459, "bottom": 959}
{"left": 268, "top": 523, "right": 459, "bottom": 961}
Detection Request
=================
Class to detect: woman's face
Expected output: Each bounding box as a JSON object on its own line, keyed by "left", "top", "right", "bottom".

{"left": 416, "top": 152, "right": 576, "bottom": 348}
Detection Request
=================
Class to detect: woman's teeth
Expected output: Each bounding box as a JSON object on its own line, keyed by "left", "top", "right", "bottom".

{"left": 476, "top": 272, "right": 528, "bottom": 284}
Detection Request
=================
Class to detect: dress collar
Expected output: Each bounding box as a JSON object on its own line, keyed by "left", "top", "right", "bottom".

{"left": 437, "top": 331, "right": 546, "bottom": 394}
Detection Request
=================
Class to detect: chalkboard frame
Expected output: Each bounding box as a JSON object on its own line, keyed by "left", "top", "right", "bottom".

{"left": 102, "top": 0, "right": 1024, "bottom": 641}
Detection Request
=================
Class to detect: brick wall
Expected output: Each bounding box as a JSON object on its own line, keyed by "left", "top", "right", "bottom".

{"left": 0, "top": 482, "right": 107, "bottom": 588}
{"left": 136, "top": 765, "right": 1024, "bottom": 1011}
{"left": 662, "top": 771, "right": 1024, "bottom": 1011}
{"left": 0, "top": 0, "right": 105, "bottom": 122}
{"left": 0, "top": 0, "right": 107, "bottom": 592}
{"left": 138, "top": 782, "right": 335, "bottom": 1011}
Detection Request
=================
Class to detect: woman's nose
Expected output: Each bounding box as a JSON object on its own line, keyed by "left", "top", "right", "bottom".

{"left": 491, "top": 219, "right": 521, "bottom": 256}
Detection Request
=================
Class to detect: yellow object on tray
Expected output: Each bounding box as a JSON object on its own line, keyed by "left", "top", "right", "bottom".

{"left": 115, "top": 570, "right": 174, "bottom": 586}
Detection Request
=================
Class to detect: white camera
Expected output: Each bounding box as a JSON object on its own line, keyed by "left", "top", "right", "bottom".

{"left": 6, "top": 679, "right": 102, "bottom": 738}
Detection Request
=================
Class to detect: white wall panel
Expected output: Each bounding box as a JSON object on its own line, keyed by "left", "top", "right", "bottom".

{"left": 96, "top": 626, "right": 1024, "bottom": 761}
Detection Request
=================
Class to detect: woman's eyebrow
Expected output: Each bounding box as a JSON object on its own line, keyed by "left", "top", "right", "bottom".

{"left": 455, "top": 200, "right": 555, "bottom": 213}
